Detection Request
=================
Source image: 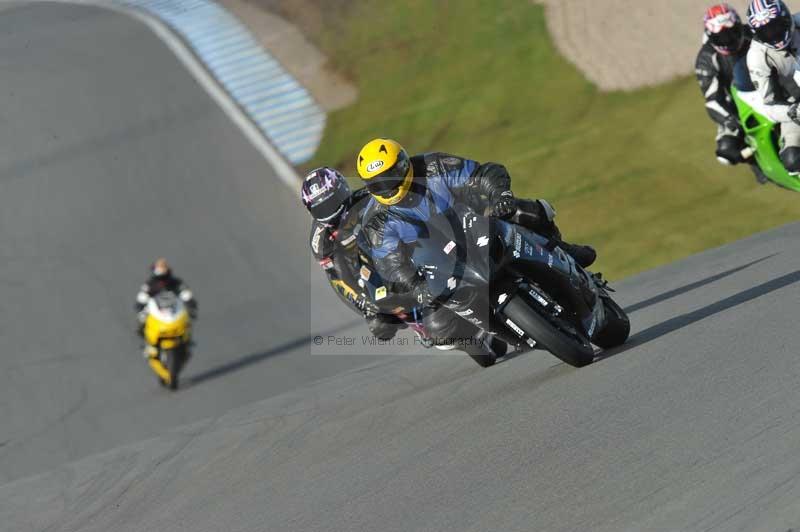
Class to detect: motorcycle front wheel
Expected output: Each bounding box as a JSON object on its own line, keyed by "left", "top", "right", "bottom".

{"left": 166, "top": 349, "right": 180, "bottom": 390}
{"left": 502, "top": 295, "right": 594, "bottom": 368}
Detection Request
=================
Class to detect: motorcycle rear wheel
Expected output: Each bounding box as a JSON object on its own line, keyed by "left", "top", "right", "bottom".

{"left": 502, "top": 296, "right": 594, "bottom": 368}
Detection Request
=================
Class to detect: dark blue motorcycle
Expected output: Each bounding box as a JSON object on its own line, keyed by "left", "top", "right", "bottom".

{"left": 360, "top": 204, "right": 629, "bottom": 367}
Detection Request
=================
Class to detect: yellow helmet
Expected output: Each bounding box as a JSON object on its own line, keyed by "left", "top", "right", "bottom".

{"left": 356, "top": 138, "right": 414, "bottom": 205}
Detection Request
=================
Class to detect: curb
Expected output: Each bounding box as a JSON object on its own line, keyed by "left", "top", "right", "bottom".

{"left": 118, "top": 0, "right": 325, "bottom": 167}
{"left": 39, "top": 0, "right": 324, "bottom": 189}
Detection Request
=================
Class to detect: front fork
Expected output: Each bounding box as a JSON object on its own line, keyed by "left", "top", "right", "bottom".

{"left": 148, "top": 354, "right": 172, "bottom": 383}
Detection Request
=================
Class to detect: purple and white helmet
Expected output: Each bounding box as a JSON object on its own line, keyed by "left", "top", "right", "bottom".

{"left": 301, "top": 167, "right": 351, "bottom": 223}
{"left": 748, "top": 0, "right": 794, "bottom": 50}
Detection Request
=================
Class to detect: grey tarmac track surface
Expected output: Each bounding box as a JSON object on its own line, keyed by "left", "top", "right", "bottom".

{"left": 4, "top": 216, "right": 800, "bottom": 530}
{"left": 5, "top": 4, "right": 800, "bottom": 532}
{"left": 0, "top": 2, "right": 425, "bottom": 484}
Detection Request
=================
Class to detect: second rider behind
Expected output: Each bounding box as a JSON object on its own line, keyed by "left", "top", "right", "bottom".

{"left": 302, "top": 167, "right": 404, "bottom": 340}
{"left": 357, "top": 138, "right": 595, "bottom": 361}
{"left": 695, "top": 4, "right": 754, "bottom": 169}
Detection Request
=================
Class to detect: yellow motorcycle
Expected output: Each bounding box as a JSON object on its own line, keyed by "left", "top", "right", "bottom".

{"left": 143, "top": 291, "right": 192, "bottom": 390}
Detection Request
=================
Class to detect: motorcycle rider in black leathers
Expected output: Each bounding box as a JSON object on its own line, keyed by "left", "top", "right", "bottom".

{"left": 356, "top": 138, "right": 596, "bottom": 365}
{"left": 695, "top": 4, "right": 764, "bottom": 181}
{"left": 135, "top": 258, "right": 197, "bottom": 344}
{"left": 302, "top": 167, "right": 405, "bottom": 340}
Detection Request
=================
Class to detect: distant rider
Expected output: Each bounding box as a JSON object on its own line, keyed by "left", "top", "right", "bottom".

{"left": 356, "top": 138, "right": 596, "bottom": 364}
{"left": 135, "top": 258, "right": 197, "bottom": 339}
{"left": 746, "top": 0, "right": 800, "bottom": 174}
{"left": 301, "top": 167, "right": 405, "bottom": 341}
{"left": 695, "top": 4, "right": 755, "bottom": 170}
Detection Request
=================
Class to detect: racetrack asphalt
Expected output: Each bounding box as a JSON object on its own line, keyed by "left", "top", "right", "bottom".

{"left": 0, "top": 2, "right": 426, "bottom": 485}
{"left": 4, "top": 4, "right": 800, "bottom": 532}
{"left": 4, "top": 220, "right": 800, "bottom": 531}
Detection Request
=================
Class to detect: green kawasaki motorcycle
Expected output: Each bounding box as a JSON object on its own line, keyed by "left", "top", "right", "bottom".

{"left": 732, "top": 87, "right": 800, "bottom": 191}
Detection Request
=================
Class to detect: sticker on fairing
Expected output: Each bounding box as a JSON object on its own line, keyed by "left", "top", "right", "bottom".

{"left": 505, "top": 319, "right": 525, "bottom": 337}
{"left": 360, "top": 266, "right": 371, "bottom": 281}
{"left": 513, "top": 234, "right": 522, "bottom": 258}
{"left": 528, "top": 289, "right": 548, "bottom": 307}
{"left": 376, "top": 286, "right": 387, "bottom": 300}
{"left": 447, "top": 277, "right": 457, "bottom": 290}
{"left": 311, "top": 226, "right": 325, "bottom": 254}
{"left": 443, "top": 241, "right": 457, "bottom": 254}
{"left": 320, "top": 258, "right": 334, "bottom": 270}
{"left": 477, "top": 236, "right": 489, "bottom": 247}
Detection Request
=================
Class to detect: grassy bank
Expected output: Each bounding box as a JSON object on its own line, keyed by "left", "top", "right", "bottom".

{"left": 295, "top": 0, "right": 797, "bottom": 279}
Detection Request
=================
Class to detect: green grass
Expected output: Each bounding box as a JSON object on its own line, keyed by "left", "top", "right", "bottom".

{"left": 306, "top": 0, "right": 799, "bottom": 280}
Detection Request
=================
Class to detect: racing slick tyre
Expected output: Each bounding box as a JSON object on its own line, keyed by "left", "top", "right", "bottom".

{"left": 592, "top": 296, "right": 630, "bottom": 349}
{"left": 167, "top": 350, "right": 180, "bottom": 390}
{"left": 502, "top": 296, "right": 595, "bottom": 368}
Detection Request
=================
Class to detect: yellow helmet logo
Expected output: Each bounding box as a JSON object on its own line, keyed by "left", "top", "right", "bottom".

{"left": 357, "top": 138, "right": 414, "bottom": 206}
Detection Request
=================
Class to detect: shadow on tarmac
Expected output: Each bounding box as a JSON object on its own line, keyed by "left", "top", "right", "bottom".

{"left": 624, "top": 254, "right": 778, "bottom": 314}
{"left": 598, "top": 269, "right": 800, "bottom": 362}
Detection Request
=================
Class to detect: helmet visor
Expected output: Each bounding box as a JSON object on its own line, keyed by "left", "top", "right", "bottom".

{"left": 310, "top": 199, "right": 344, "bottom": 222}
{"left": 309, "top": 184, "right": 349, "bottom": 222}
{"left": 365, "top": 151, "right": 411, "bottom": 199}
{"left": 754, "top": 15, "right": 792, "bottom": 47}
{"left": 709, "top": 24, "right": 744, "bottom": 52}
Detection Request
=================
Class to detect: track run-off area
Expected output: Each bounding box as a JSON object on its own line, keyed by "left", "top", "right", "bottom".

{"left": 3, "top": 3, "right": 800, "bottom": 532}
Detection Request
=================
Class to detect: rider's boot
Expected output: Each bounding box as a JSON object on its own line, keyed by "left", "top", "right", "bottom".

{"left": 558, "top": 241, "right": 597, "bottom": 269}
{"left": 512, "top": 200, "right": 596, "bottom": 268}
{"left": 463, "top": 331, "right": 506, "bottom": 368}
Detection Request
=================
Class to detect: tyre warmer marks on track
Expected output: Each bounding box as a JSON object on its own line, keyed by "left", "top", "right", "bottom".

{"left": 117, "top": 0, "right": 325, "bottom": 165}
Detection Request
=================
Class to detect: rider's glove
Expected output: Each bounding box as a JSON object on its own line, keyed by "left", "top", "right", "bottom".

{"left": 789, "top": 103, "right": 800, "bottom": 126}
{"left": 412, "top": 281, "right": 437, "bottom": 307}
{"left": 490, "top": 190, "right": 516, "bottom": 219}
{"left": 356, "top": 293, "right": 377, "bottom": 319}
{"left": 367, "top": 314, "right": 400, "bottom": 341}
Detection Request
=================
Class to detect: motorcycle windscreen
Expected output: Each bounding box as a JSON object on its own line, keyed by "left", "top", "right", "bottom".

{"left": 409, "top": 206, "right": 498, "bottom": 328}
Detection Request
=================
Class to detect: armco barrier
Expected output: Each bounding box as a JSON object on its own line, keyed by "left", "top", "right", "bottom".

{"left": 118, "top": 0, "right": 325, "bottom": 165}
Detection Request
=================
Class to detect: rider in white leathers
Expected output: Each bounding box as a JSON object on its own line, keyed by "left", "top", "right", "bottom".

{"left": 746, "top": 0, "right": 800, "bottom": 174}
